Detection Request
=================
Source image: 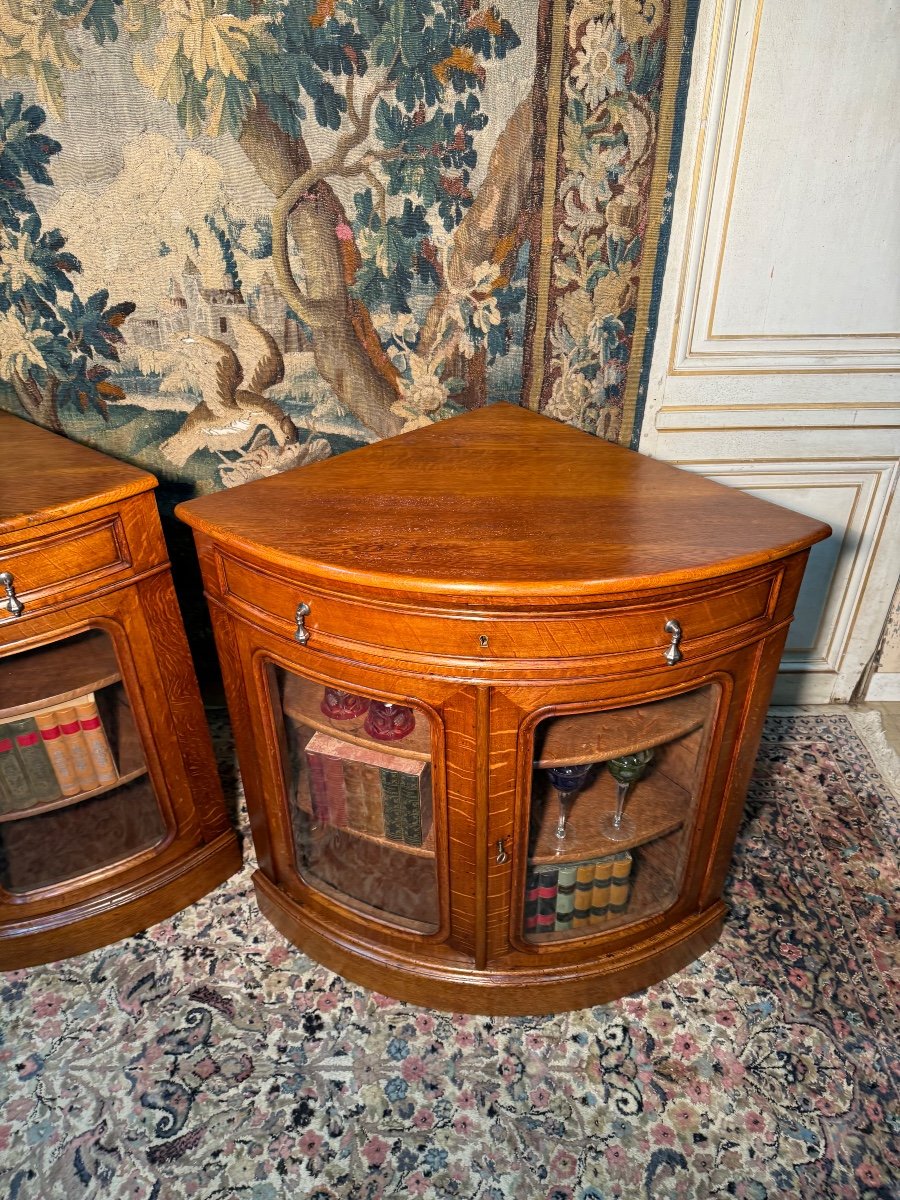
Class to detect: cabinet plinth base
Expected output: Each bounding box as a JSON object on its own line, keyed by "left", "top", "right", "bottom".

{"left": 0, "top": 832, "right": 241, "bottom": 970}
{"left": 253, "top": 870, "right": 726, "bottom": 1016}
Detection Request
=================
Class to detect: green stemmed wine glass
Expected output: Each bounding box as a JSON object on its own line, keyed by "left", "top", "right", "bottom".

{"left": 603, "top": 749, "right": 654, "bottom": 841}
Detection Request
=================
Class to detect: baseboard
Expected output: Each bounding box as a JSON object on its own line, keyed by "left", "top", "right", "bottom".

{"left": 771, "top": 674, "right": 835, "bottom": 705}
{"left": 864, "top": 673, "right": 900, "bottom": 701}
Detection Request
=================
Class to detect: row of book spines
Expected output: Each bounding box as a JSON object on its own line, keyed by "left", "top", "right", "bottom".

{"left": 303, "top": 753, "right": 429, "bottom": 847}
{"left": 0, "top": 696, "right": 118, "bottom": 813}
{"left": 524, "top": 852, "right": 633, "bottom": 934}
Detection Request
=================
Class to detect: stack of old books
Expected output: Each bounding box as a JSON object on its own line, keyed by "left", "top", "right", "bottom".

{"left": 524, "top": 851, "right": 633, "bottom": 934}
{"left": 0, "top": 693, "right": 119, "bottom": 814}
{"left": 298, "top": 732, "right": 432, "bottom": 848}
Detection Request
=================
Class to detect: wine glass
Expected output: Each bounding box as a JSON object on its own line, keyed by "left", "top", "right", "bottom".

{"left": 546, "top": 762, "right": 593, "bottom": 842}
{"left": 320, "top": 688, "right": 369, "bottom": 720}
{"left": 602, "top": 749, "right": 654, "bottom": 841}
{"left": 364, "top": 700, "right": 416, "bottom": 741}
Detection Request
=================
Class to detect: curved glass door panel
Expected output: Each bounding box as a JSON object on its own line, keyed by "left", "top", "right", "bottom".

{"left": 271, "top": 668, "right": 439, "bottom": 935}
{"left": 0, "top": 629, "right": 165, "bottom": 893}
{"left": 522, "top": 684, "right": 720, "bottom": 943}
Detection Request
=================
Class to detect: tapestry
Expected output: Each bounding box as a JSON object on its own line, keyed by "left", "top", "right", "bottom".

{"left": 0, "top": 0, "right": 695, "bottom": 500}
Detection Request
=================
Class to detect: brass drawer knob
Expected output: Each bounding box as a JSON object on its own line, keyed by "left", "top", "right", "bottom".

{"left": 0, "top": 571, "right": 24, "bottom": 618}
{"left": 294, "top": 601, "right": 311, "bottom": 645}
{"left": 663, "top": 618, "right": 683, "bottom": 665}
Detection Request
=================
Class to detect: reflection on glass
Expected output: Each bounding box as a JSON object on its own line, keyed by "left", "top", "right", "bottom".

{"left": 272, "top": 667, "right": 438, "bottom": 934}
{"left": 0, "top": 629, "right": 165, "bottom": 894}
{"left": 524, "top": 684, "right": 719, "bottom": 943}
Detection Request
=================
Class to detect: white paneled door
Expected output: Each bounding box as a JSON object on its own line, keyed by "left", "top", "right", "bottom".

{"left": 641, "top": 0, "right": 900, "bottom": 702}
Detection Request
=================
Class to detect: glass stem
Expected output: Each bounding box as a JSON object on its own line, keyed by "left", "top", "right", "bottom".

{"left": 555, "top": 791, "right": 570, "bottom": 840}
{"left": 612, "top": 780, "right": 629, "bottom": 830}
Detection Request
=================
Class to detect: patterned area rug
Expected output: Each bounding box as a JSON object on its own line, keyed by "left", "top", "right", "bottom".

{"left": 2, "top": 711, "right": 897, "bottom": 1200}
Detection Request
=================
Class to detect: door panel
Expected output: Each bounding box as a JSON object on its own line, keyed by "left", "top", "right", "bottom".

{"left": 640, "top": 0, "right": 900, "bottom": 702}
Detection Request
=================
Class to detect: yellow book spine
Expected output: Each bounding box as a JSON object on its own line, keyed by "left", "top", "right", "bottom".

{"left": 609, "top": 851, "right": 633, "bottom": 913}
{"left": 73, "top": 695, "right": 118, "bottom": 786}
{"left": 34, "top": 709, "right": 81, "bottom": 797}
{"left": 56, "top": 706, "right": 99, "bottom": 793}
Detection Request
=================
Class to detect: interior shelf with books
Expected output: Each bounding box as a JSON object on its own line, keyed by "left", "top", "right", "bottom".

{"left": 272, "top": 667, "right": 438, "bottom": 932}
{"left": 0, "top": 628, "right": 160, "bottom": 894}
{"left": 523, "top": 684, "right": 718, "bottom": 943}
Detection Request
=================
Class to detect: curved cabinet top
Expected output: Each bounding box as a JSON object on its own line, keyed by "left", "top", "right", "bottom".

{"left": 0, "top": 412, "right": 156, "bottom": 535}
{"left": 176, "top": 405, "right": 830, "bottom": 605}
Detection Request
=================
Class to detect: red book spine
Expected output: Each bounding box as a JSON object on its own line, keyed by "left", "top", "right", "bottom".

{"left": 305, "top": 751, "right": 330, "bottom": 824}
{"left": 534, "top": 867, "right": 559, "bottom": 933}
{"left": 523, "top": 871, "right": 540, "bottom": 933}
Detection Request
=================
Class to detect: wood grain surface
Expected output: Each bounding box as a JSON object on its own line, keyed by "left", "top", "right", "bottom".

{"left": 178, "top": 404, "right": 830, "bottom": 597}
{"left": 0, "top": 412, "right": 155, "bottom": 532}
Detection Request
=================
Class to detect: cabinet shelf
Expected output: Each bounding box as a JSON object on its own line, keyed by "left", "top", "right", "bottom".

{"left": 534, "top": 689, "right": 708, "bottom": 768}
{"left": 282, "top": 674, "right": 430, "bottom": 762}
{"left": 528, "top": 767, "right": 688, "bottom": 865}
{"left": 310, "top": 818, "right": 435, "bottom": 859}
{"left": 0, "top": 631, "right": 120, "bottom": 720}
{"left": 0, "top": 765, "right": 149, "bottom": 825}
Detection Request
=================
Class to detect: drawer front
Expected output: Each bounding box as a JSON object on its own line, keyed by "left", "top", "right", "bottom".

{"left": 216, "top": 551, "right": 782, "bottom": 664}
{"left": 0, "top": 517, "right": 130, "bottom": 621}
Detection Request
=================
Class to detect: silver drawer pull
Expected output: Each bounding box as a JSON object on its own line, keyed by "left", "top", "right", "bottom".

{"left": 0, "top": 572, "right": 24, "bottom": 618}
{"left": 663, "top": 618, "right": 683, "bottom": 665}
{"left": 294, "top": 601, "right": 311, "bottom": 645}
{"left": 495, "top": 838, "right": 508, "bottom": 865}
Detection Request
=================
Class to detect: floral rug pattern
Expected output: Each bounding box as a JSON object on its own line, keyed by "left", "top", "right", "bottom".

{"left": 1, "top": 713, "right": 897, "bottom": 1199}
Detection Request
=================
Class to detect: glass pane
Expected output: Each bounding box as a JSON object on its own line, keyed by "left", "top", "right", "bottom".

{"left": 271, "top": 668, "right": 439, "bottom": 935}
{"left": 0, "top": 629, "right": 166, "bottom": 894}
{"left": 522, "top": 684, "right": 720, "bottom": 943}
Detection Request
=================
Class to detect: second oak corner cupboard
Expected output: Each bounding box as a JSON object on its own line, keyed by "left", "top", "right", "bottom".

{"left": 177, "top": 405, "right": 830, "bottom": 1015}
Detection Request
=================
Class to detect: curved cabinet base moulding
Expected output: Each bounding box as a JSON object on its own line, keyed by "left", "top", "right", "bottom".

{"left": 255, "top": 870, "right": 726, "bottom": 1016}
{"left": 0, "top": 833, "right": 241, "bottom": 971}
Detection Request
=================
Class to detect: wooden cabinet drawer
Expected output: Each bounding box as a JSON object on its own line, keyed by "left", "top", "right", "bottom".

{"left": 217, "top": 551, "right": 782, "bottom": 664}
{"left": 0, "top": 516, "right": 131, "bottom": 620}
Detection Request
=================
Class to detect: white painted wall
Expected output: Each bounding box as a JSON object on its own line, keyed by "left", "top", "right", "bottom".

{"left": 641, "top": 0, "right": 900, "bottom": 703}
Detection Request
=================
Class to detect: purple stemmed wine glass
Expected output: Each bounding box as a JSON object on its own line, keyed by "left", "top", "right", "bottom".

{"left": 546, "top": 762, "right": 593, "bottom": 841}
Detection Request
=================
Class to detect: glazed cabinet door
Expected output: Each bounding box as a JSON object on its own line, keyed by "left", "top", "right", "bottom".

{"left": 1, "top": 621, "right": 170, "bottom": 902}
{"left": 486, "top": 644, "right": 774, "bottom": 971}
{"left": 224, "top": 618, "right": 480, "bottom": 963}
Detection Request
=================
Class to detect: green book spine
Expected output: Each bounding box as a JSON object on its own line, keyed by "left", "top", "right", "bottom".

{"left": 398, "top": 771, "right": 423, "bottom": 846}
{"left": 555, "top": 864, "right": 578, "bottom": 932}
{"left": 8, "top": 716, "right": 59, "bottom": 806}
{"left": 0, "top": 725, "right": 33, "bottom": 813}
{"left": 380, "top": 768, "right": 403, "bottom": 842}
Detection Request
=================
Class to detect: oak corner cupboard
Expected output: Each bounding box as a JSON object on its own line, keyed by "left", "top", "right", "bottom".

{"left": 0, "top": 412, "right": 241, "bottom": 969}
{"left": 177, "top": 404, "right": 829, "bottom": 1016}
